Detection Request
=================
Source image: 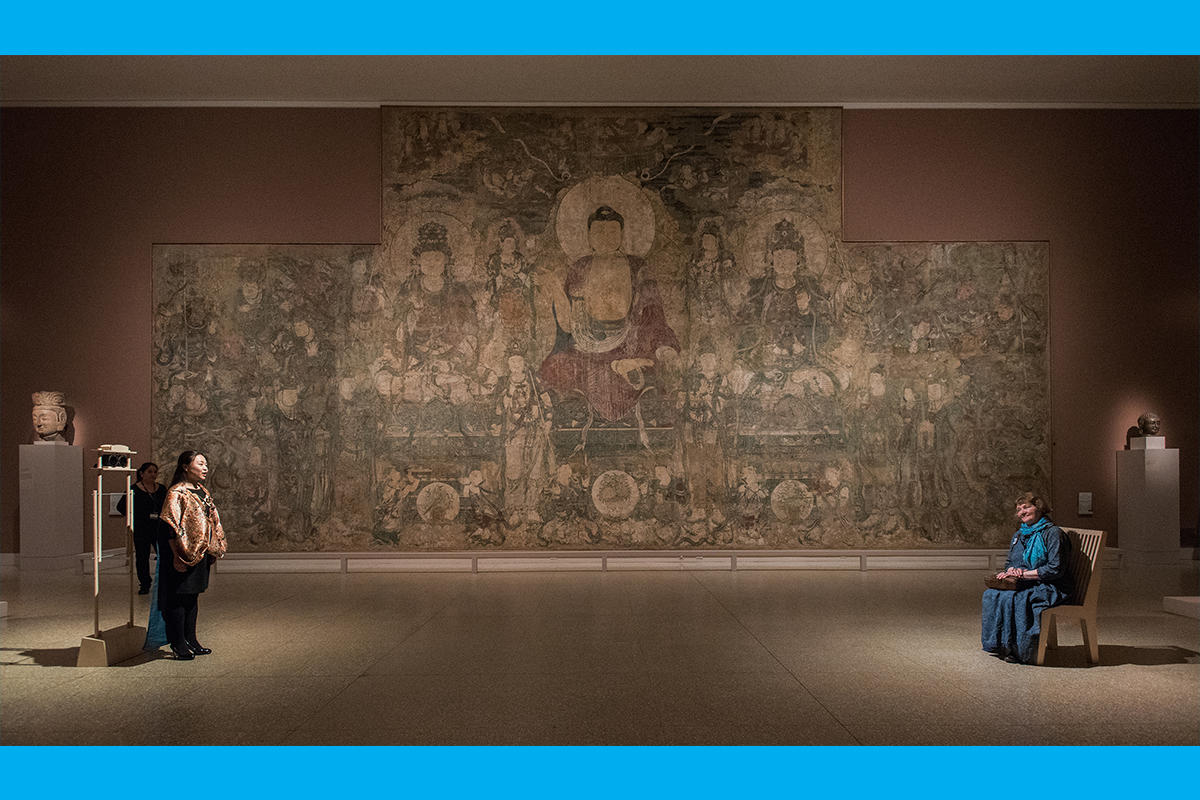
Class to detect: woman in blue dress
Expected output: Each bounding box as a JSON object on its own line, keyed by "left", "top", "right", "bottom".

{"left": 981, "top": 492, "right": 1072, "bottom": 663}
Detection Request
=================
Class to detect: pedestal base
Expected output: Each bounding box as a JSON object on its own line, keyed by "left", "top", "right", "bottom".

{"left": 20, "top": 554, "right": 83, "bottom": 571}
{"left": 19, "top": 444, "right": 84, "bottom": 564}
{"left": 77, "top": 624, "right": 148, "bottom": 667}
{"left": 1116, "top": 448, "right": 1180, "bottom": 564}
{"left": 1162, "top": 596, "right": 1200, "bottom": 619}
{"left": 1123, "top": 549, "right": 1182, "bottom": 566}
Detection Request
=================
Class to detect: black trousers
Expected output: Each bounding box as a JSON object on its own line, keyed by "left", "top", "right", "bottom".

{"left": 133, "top": 533, "right": 156, "bottom": 589}
{"left": 161, "top": 593, "right": 200, "bottom": 648}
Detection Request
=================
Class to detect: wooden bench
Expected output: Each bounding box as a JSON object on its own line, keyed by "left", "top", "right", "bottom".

{"left": 1036, "top": 528, "right": 1107, "bottom": 666}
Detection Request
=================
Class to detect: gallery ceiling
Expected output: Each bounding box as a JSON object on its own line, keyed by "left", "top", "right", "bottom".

{"left": 1, "top": 55, "right": 1197, "bottom": 107}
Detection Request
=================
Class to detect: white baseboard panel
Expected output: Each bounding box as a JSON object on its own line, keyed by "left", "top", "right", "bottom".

{"left": 606, "top": 556, "right": 731, "bottom": 571}
{"left": 868, "top": 556, "right": 988, "bottom": 568}
{"left": 478, "top": 557, "right": 604, "bottom": 572}
{"left": 737, "top": 556, "right": 861, "bottom": 570}
{"left": 347, "top": 558, "right": 473, "bottom": 573}
{"left": 217, "top": 558, "right": 343, "bottom": 573}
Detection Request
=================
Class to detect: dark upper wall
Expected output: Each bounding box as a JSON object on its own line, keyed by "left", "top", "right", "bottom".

{"left": 842, "top": 109, "right": 1198, "bottom": 543}
{"left": 2, "top": 106, "right": 1196, "bottom": 553}
{"left": 1, "top": 108, "right": 382, "bottom": 553}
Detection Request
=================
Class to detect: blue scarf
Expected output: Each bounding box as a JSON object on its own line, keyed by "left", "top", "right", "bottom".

{"left": 1019, "top": 517, "right": 1052, "bottom": 569}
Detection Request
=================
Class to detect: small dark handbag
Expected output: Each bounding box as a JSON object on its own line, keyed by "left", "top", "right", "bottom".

{"left": 984, "top": 575, "right": 1035, "bottom": 590}
{"left": 984, "top": 575, "right": 1019, "bottom": 590}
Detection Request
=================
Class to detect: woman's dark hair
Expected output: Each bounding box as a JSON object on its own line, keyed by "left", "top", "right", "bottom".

{"left": 170, "top": 450, "right": 202, "bottom": 487}
{"left": 1013, "top": 491, "right": 1051, "bottom": 519}
{"left": 135, "top": 461, "right": 158, "bottom": 481}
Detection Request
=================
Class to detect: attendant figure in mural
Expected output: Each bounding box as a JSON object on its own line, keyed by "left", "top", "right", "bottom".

{"left": 158, "top": 451, "right": 228, "bottom": 661}
{"left": 685, "top": 221, "right": 735, "bottom": 349}
{"left": 116, "top": 462, "right": 166, "bottom": 594}
{"left": 496, "top": 354, "right": 555, "bottom": 525}
{"left": 896, "top": 385, "right": 924, "bottom": 518}
{"left": 678, "top": 349, "right": 731, "bottom": 519}
{"left": 735, "top": 465, "right": 768, "bottom": 527}
{"left": 537, "top": 463, "right": 599, "bottom": 546}
{"left": 981, "top": 492, "right": 1071, "bottom": 664}
{"left": 31, "top": 391, "right": 70, "bottom": 443}
{"left": 540, "top": 205, "right": 680, "bottom": 425}
{"left": 925, "top": 382, "right": 966, "bottom": 538}
{"left": 740, "top": 219, "right": 825, "bottom": 366}
{"left": 484, "top": 220, "right": 537, "bottom": 362}
{"left": 400, "top": 221, "right": 479, "bottom": 409}
{"left": 375, "top": 467, "right": 421, "bottom": 543}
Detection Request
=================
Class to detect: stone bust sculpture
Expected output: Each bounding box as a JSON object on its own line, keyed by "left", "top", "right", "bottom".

{"left": 31, "top": 391, "right": 69, "bottom": 443}
{"left": 1137, "top": 412, "right": 1162, "bottom": 436}
{"left": 1125, "top": 411, "right": 1163, "bottom": 449}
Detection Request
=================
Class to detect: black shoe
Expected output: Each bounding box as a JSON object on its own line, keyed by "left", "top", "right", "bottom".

{"left": 138, "top": 586, "right": 150, "bottom": 595}
{"left": 170, "top": 645, "right": 195, "bottom": 661}
{"left": 186, "top": 641, "right": 212, "bottom": 656}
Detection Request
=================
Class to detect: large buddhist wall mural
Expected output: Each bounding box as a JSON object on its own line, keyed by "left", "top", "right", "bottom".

{"left": 153, "top": 108, "right": 1049, "bottom": 552}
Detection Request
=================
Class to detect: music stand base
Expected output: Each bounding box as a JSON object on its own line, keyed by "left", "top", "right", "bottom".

{"left": 77, "top": 624, "right": 147, "bottom": 667}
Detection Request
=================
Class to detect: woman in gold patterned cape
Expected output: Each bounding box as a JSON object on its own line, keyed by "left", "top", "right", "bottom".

{"left": 158, "top": 450, "right": 227, "bottom": 660}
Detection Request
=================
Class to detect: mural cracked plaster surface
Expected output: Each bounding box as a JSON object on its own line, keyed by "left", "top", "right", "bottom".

{"left": 153, "top": 108, "right": 1048, "bottom": 552}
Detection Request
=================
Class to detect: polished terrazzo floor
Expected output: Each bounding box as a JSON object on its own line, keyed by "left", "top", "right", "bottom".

{"left": 2, "top": 561, "right": 1197, "bottom": 745}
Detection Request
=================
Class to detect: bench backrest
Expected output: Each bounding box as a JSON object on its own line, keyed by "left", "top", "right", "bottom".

{"left": 1060, "top": 528, "right": 1106, "bottom": 610}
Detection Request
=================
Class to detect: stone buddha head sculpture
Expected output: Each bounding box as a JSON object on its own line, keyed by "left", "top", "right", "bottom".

{"left": 31, "top": 391, "right": 69, "bottom": 443}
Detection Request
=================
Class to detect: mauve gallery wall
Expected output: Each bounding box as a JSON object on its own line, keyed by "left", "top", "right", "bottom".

{"left": 2, "top": 106, "right": 1196, "bottom": 554}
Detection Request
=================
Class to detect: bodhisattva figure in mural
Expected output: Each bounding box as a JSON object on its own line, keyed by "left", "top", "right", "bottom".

{"left": 495, "top": 354, "right": 555, "bottom": 525}
{"left": 1125, "top": 411, "right": 1163, "bottom": 448}
{"left": 540, "top": 205, "right": 680, "bottom": 431}
{"left": 741, "top": 219, "right": 825, "bottom": 366}
{"left": 400, "top": 221, "right": 479, "bottom": 411}
{"left": 31, "top": 391, "right": 70, "bottom": 443}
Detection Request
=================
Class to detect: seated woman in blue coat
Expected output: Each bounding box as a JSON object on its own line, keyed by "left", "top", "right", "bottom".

{"left": 982, "top": 492, "right": 1072, "bottom": 664}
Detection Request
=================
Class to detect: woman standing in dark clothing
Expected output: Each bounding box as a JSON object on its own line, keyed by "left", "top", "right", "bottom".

{"left": 159, "top": 450, "right": 227, "bottom": 661}
{"left": 116, "top": 462, "right": 167, "bottom": 594}
{"left": 981, "top": 492, "right": 1072, "bottom": 664}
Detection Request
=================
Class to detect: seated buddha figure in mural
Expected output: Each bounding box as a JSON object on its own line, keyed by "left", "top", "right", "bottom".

{"left": 399, "top": 221, "right": 478, "bottom": 404}
{"left": 539, "top": 205, "right": 679, "bottom": 423}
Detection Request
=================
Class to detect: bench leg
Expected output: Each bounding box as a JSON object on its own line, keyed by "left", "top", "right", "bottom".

{"left": 1036, "top": 610, "right": 1053, "bottom": 665}
{"left": 1045, "top": 615, "right": 1058, "bottom": 648}
{"left": 1080, "top": 617, "right": 1099, "bottom": 665}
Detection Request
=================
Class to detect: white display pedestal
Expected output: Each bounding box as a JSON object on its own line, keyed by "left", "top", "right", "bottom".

{"left": 18, "top": 444, "right": 84, "bottom": 570}
{"left": 1163, "top": 596, "right": 1200, "bottom": 619}
{"left": 1116, "top": 447, "right": 1180, "bottom": 566}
